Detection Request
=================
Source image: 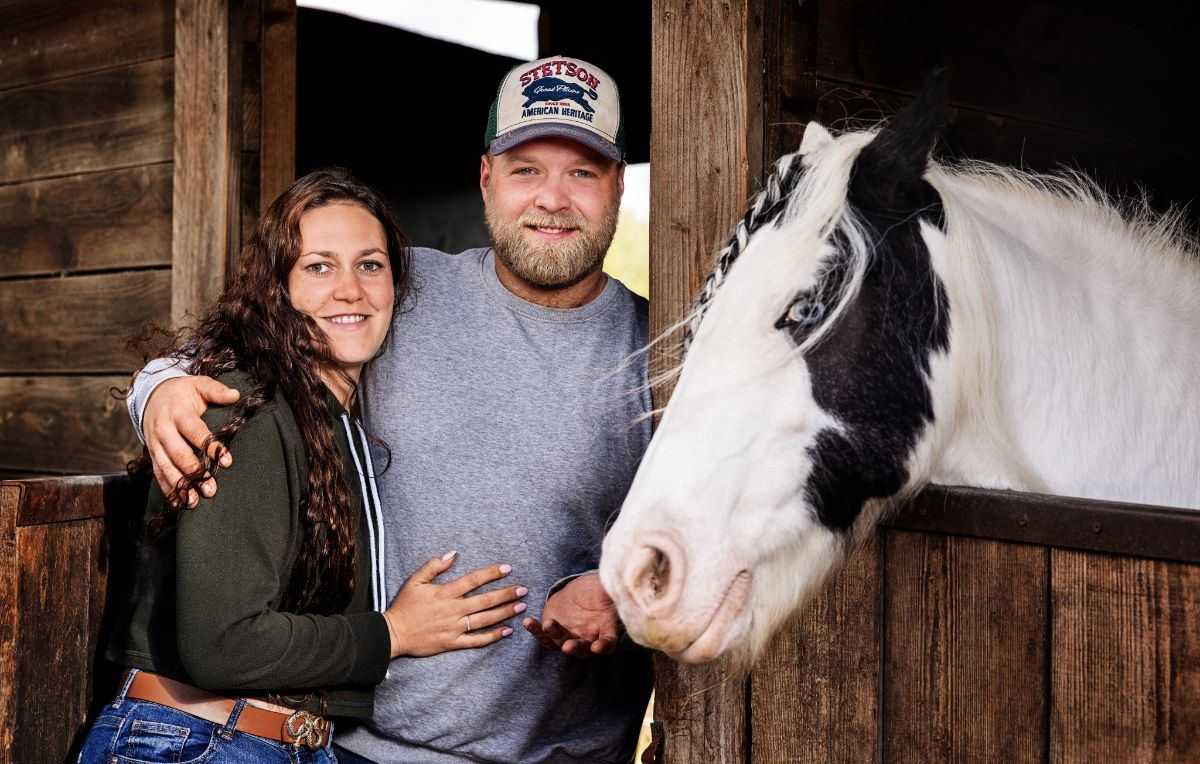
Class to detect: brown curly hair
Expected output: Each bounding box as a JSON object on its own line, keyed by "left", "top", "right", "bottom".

{"left": 148, "top": 167, "right": 409, "bottom": 614}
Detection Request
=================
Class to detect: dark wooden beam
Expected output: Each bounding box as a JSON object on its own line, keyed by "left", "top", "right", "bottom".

{"left": 260, "top": 0, "right": 297, "bottom": 211}
{"left": 890, "top": 485, "right": 1200, "bottom": 564}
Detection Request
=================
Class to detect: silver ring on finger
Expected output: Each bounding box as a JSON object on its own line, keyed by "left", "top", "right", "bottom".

{"left": 464, "top": 614, "right": 471, "bottom": 633}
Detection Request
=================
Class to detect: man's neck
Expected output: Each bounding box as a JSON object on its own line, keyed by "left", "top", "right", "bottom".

{"left": 493, "top": 254, "right": 608, "bottom": 309}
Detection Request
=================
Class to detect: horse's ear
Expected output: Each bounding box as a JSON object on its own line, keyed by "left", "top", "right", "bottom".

{"left": 851, "top": 68, "right": 947, "bottom": 210}
{"left": 800, "top": 121, "right": 833, "bottom": 154}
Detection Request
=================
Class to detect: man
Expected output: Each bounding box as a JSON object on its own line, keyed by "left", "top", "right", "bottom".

{"left": 128, "top": 55, "right": 652, "bottom": 763}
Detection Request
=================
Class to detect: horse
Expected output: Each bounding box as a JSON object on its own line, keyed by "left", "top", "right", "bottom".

{"left": 598, "top": 76, "right": 1200, "bottom": 669}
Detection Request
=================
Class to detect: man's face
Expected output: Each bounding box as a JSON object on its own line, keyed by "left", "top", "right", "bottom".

{"left": 480, "top": 137, "right": 624, "bottom": 288}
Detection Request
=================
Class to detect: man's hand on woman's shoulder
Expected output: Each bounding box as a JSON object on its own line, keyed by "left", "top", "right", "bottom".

{"left": 144, "top": 375, "right": 240, "bottom": 506}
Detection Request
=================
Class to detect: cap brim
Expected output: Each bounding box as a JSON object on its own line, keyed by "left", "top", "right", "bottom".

{"left": 489, "top": 123, "right": 622, "bottom": 162}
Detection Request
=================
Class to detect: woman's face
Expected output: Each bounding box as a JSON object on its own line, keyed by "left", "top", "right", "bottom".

{"left": 288, "top": 202, "right": 394, "bottom": 381}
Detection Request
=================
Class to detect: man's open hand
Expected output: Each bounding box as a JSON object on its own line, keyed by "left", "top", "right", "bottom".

{"left": 523, "top": 572, "right": 618, "bottom": 657}
{"left": 144, "top": 375, "right": 239, "bottom": 506}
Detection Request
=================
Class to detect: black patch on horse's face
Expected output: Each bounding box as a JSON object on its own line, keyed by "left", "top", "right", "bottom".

{"left": 787, "top": 72, "right": 951, "bottom": 532}
{"left": 794, "top": 195, "right": 950, "bottom": 532}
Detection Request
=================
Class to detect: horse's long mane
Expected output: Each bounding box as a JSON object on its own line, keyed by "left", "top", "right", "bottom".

{"left": 934, "top": 160, "right": 1199, "bottom": 265}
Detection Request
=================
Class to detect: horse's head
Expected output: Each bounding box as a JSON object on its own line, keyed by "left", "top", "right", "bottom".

{"left": 602, "top": 79, "right": 953, "bottom": 666}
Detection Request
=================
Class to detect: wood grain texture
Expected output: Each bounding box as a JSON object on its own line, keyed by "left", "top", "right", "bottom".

{"left": 653, "top": 653, "right": 748, "bottom": 764}
{"left": 883, "top": 532, "right": 1048, "bottom": 763}
{"left": 0, "top": 0, "right": 173, "bottom": 91}
{"left": 172, "top": 0, "right": 240, "bottom": 326}
{"left": 751, "top": 535, "right": 882, "bottom": 763}
{"left": 650, "top": 0, "right": 764, "bottom": 760}
{"left": 0, "top": 163, "right": 172, "bottom": 277}
{"left": 1051, "top": 551, "right": 1200, "bottom": 763}
{"left": 0, "top": 57, "right": 173, "bottom": 185}
{"left": 260, "top": 0, "right": 296, "bottom": 208}
{"left": 0, "top": 485, "right": 16, "bottom": 759}
{"left": 0, "top": 270, "right": 170, "bottom": 373}
{"left": 650, "top": 0, "right": 764, "bottom": 389}
{"left": 12, "top": 519, "right": 107, "bottom": 763}
{"left": 0, "top": 378, "right": 141, "bottom": 475}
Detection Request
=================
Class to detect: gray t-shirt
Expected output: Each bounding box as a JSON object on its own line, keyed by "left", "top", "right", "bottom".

{"left": 131, "top": 247, "right": 653, "bottom": 763}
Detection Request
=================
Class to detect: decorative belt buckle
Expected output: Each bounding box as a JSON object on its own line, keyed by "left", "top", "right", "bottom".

{"left": 285, "top": 709, "right": 329, "bottom": 750}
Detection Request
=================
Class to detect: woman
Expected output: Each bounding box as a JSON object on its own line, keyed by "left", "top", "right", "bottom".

{"left": 79, "top": 169, "right": 527, "bottom": 763}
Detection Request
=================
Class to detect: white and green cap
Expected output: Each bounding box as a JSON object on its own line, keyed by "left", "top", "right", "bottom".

{"left": 484, "top": 55, "right": 624, "bottom": 161}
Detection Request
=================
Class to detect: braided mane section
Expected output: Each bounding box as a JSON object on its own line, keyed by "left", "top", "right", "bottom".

{"left": 683, "top": 152, "right": 806, "bottom": 350}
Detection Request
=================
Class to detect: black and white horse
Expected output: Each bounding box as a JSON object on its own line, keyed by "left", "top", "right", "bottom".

{"left": 599, "top": 79, "right": 1200, "bottom": 667}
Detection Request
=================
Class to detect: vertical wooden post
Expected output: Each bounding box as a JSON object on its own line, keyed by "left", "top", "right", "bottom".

{"left": 172, "top": 0, "right": 243, "bottom": 327}
{"left": 260, "top": 0, "right": 296, "bottom": 210}
{"left": 649, "top": 0, "right": 763, "bottom": 762}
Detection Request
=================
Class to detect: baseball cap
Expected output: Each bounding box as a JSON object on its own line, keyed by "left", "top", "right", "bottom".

{"left": 484, "top": 55, "right": 625, "bottom": 162}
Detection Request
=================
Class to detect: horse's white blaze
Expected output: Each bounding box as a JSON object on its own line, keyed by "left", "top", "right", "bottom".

{"left": 602, "top": 119, "right": 1200, "bottom": 667}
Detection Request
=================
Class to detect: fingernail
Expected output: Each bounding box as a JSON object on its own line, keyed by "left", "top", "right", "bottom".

{"left": 442, "top": 550, "right": 457, "bottom": 562}
{"left": 502, "top": 627, "right": 513, "bottom": 636}
{"left": 514, "top": 602, "right": 527, "bottom": 613}
{"left": 220, "top": 453, "right": 232, "bottom": 467}
{"left": 499, "top": 564, "right": 512, "bottom": 574}
{"left": 516, "top": 587, "right": 528, "bottom": 597}
{"left": 200, "top": 483, "right": 215, "bottom": 498}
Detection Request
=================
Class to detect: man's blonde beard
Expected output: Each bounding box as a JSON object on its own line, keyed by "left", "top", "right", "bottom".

{"left": 485, "top": 198, "right": 620, "bottom": 288}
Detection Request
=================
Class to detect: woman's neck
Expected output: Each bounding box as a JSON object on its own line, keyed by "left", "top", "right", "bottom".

{"left": 321, "top": 365, "right": 361, "bottom": 409}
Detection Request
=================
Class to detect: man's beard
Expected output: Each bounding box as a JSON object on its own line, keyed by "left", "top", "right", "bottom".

{"left": 485, "top": 197, "right": 619, "bottom": 289}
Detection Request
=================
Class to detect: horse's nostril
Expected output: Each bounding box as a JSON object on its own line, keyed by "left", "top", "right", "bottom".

{"left": 650, "top": 547, "right": 670, "bottom": 597}
{"left": 625, "top": 535, "right": 686, "bottom": 614}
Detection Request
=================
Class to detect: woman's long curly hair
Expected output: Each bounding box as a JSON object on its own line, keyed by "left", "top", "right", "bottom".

{"left": 148, "top": 167, "right": 410, "bottom": 614}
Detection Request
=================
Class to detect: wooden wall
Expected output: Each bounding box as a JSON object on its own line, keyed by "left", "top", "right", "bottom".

{"left": 649, "top": 0, "right": 1199, "bottom": 761}
{"left": 0, "top": 0, "right": 175, "bottom": 477}
{"left": 0, "top": 0, "right": 295, "bottom": 477}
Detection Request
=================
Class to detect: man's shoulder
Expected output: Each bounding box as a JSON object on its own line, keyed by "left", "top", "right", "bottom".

{"left": 603, "top": 277, "right": 649, "bottom": 339}
{"left": 410, "top": 246, "right": 487, "bottom": 272}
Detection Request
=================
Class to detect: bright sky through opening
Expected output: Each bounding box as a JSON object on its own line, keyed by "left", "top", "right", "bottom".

{"left": 297, "top": 0, "right": 541, "bottom": 61}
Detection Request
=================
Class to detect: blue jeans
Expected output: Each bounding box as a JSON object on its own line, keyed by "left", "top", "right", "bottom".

{"left": 78, "top": 671, "right": 369, "bottom": 763}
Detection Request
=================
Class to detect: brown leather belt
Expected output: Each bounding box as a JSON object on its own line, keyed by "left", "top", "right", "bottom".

{"left": 124, "top": 671, "right": 332, "bottom": 750}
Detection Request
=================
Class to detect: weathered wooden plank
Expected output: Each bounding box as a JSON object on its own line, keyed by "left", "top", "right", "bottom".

{"left": 0, "top": 270, "right": 170, "bottom": 373}
{"left": 751, "top": 535, "right": 882, "bottom": 764}
{"left": 651, "top": 0, "right": 764, "bottom": 760}
{"left": 0, "top": 0, "right": 173, "bottom": 91}
{"left": 1051, "top": 551, "right": 1200, "bottom": 763}
{"left": 890, "top": 485, "right": 1200, "bottom": 564}
{"left": 0, "top": 485, "right": 17, "bottom": 758}
{"left": 0, "top": 163, "right": 172, "bottom": 277}
{"left": 883, "top": 532, "right": 1048, "bottom": 763}
{"left": 260, "top": 0, "right": 297, "bottom": 209}
{"left": 652, "top": 654, "right": 748, "bottom": 764}
{"left": 0, "top": 57, "right": 173, "bottom": 185}
{"left": 172, "top": 0, "right": 240, "bottom": 326}
{"left": 12, "top": 519, "right": 106, "bottom": 764}
{"left": 0, "top": 376, "right": 141, "bottom": 475}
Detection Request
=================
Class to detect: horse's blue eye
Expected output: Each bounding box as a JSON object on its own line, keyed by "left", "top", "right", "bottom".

{"left": 776, "top": 297, "right": 825, "bottom": 331}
